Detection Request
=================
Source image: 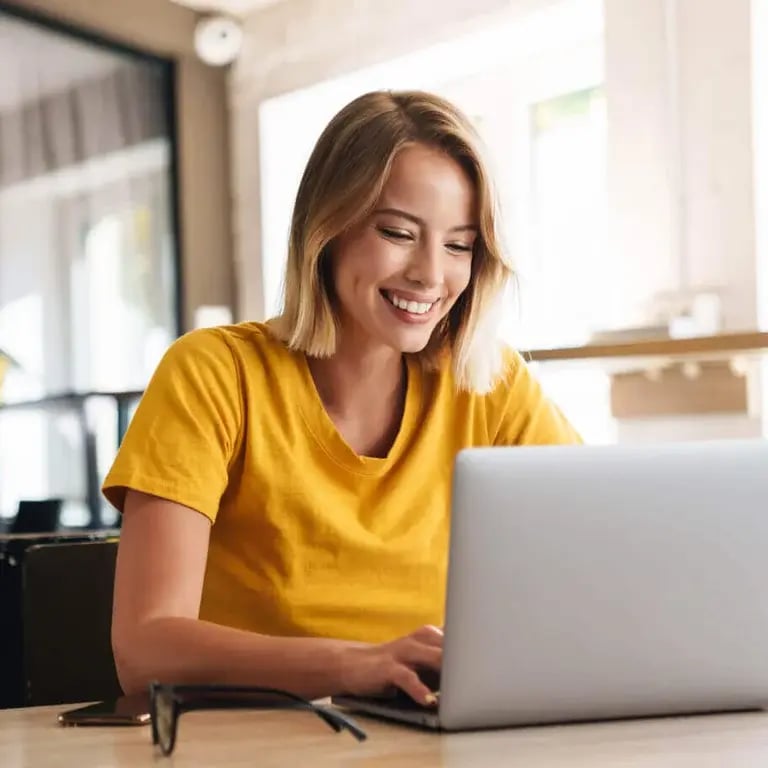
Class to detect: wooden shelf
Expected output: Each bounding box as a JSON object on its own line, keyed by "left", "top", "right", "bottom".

{"left": 523, "top": 331, "right": 768, "bottom": 363}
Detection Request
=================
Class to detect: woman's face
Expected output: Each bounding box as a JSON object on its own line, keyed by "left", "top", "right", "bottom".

{"left": 331, "top": 142, "right": 477, "bottom": 355}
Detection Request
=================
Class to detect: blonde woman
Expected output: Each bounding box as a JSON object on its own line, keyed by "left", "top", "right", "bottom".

{"left": 104, "top": 90, "right": 581, "bottom": 707}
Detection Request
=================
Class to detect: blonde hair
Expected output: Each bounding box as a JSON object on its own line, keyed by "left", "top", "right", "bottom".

{"left": 268, "top": 89, "right": 514, "bottom": 392}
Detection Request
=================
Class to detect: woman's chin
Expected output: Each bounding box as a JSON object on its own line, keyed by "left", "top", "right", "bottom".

{"left": 380, "top": 325, "right": 435, "bottom": 354}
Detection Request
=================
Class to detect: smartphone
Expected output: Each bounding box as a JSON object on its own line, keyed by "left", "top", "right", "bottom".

{"left": 58, "top": 693, "right": 151, "bottom": 726}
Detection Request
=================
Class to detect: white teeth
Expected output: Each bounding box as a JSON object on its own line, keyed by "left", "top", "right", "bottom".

{"left": 385, "top": 292, "right": 435, "bottom": 315}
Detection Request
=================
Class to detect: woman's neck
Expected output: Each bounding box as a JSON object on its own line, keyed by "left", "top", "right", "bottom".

{"left": 307, "top": 343, "right": 405, "bottom": 420}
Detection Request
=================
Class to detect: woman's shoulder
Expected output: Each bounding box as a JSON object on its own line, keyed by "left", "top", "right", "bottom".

{"left": 145, "top": 322, "right": 293, "bottom": 401}
{"left": 164, "top": 321, "right": 288, "bottom": 364}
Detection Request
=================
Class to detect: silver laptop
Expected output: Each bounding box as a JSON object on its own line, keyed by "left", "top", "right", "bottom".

{"left": 333, "top": 439, "right": 768, "bottom": 730}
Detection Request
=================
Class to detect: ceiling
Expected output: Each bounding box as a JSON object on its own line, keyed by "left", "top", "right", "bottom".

{"left": 169, "top": 0, "right": 283, "bottom": 16}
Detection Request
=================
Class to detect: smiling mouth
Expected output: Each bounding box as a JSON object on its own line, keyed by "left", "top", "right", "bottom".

{"left": 381, "top": 290, "right": 439, "bottom": 316}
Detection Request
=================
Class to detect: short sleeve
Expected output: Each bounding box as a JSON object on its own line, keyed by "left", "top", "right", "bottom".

{"left": 102, "top": 328, "right": 243, "bottom": 522}
{"left": 488, "top": 347, "right": 582, "bottom": 446}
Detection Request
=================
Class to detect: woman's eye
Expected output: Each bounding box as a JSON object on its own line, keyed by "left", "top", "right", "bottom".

{"left": 378, "top": 226, "right": 412, "bottom": 241}
{"left": 447, "top": 242, "right": 473, "bottom": 254}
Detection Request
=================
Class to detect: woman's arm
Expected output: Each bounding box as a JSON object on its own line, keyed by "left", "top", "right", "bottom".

{"left": 112, "top": 490, "right": 442, "bottom": 703}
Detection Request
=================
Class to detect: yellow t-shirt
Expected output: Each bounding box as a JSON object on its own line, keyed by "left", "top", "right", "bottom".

{"left": 103, "top": 322, "right": 580, "bottom": 642}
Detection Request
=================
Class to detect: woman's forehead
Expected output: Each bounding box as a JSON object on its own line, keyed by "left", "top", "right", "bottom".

{"left": 375, "top": 145, "right": 477, "bottom": 224}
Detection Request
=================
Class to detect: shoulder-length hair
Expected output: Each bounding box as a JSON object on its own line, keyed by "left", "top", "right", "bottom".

{"left": 268, "top": 89, "right": 514, "bottom": 392}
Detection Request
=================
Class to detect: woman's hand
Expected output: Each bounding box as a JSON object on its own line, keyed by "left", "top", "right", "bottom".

{"left": 338, "top": 625, "right": 443, "bottom": 705}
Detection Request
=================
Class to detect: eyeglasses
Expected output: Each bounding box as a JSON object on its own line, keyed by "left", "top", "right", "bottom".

{"left": 149, "top": 682, "right": 368, "bottom": 756}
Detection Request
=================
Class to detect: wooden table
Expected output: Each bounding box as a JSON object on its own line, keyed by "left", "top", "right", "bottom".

{"left": 3, "top": 704, "right": 768, "bottom": 767}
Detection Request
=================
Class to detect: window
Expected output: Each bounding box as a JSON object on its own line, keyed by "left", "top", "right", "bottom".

{"left": 525, "top": 86, "right": 608, "bottom": 348}
{"left": 0, "top": 9, "right": 179, "bottom": 525}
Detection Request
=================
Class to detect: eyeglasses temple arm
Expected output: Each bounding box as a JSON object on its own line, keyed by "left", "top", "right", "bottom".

{"left": 312, "top": 703, "right": 367, "bottom": 742}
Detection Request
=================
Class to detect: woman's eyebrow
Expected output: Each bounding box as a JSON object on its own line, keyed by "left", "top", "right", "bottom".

{"left": 373, "top": 207, "right": 478, "bottom": 233}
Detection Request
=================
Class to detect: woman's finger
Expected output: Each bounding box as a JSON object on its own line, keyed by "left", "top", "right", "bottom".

{"left": 412, "top": 624, "right": 444, "bottom": 647}
{"left": 389, "top": 665, "right": 436, "bottom": 706}
{"left": 396, "top": 639, "right": 442, "bottom": 670}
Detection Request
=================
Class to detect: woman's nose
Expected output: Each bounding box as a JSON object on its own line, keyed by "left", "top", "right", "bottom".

{"left": 404, "top": 240, "right": 444, "bottom": 288}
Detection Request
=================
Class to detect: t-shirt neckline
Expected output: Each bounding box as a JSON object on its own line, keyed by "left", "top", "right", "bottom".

{"left": 295, "top": 351, "right": 422, "bottom": 477}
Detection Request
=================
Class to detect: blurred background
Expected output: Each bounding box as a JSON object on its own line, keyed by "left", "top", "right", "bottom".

{"left": 0, "top": 0, "right": 767, "bottom": 530}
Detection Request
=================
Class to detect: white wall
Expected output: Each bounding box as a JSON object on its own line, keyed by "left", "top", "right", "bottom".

{"left": 751, "top": 0, "right": 768, "bottom": 436}
{"left": 604, "top": 0, "right": 675, "bottom": 327}
{"left": 605, "top": 0, "right": 757, "bottom": 332}
{"left": 603, "top": 0, "right": 762, "bottom": 442}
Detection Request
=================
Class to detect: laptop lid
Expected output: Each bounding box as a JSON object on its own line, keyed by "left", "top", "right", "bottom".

{"left": 439, "top": 439, "right": 768, "bottom": 731}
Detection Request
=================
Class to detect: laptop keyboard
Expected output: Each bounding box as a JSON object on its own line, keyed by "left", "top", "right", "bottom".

{"left": 355, "top": 690, "right": 440, "bottom": 711}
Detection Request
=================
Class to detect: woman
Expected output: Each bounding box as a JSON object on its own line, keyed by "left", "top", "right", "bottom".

{"left": 104, "top": 90, "right": 581, "bottom": 707}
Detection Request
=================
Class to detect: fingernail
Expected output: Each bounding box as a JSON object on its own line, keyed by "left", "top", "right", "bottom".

{"left": 424, "top": 693, "right": 437, "bottom": 705}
